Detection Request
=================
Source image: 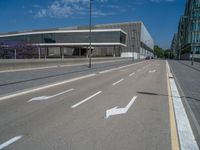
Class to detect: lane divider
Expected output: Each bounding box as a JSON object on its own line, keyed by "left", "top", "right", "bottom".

{"left": 120, "top": 69, "right": 128, "bottom": 72}
{"left": 129, "top": 72, "right": 135, "bottom": 77}
{"left": 112, "top": 78, "right": 124, "bottom": 86}
{"left": 71, "top": 91, "right": 102, "bottom": 108}
{"left": 149, "top": 70, "right": 156, "bottom": 73}
{"left": 0, "top": 136, "right": 22, "bottom": 149}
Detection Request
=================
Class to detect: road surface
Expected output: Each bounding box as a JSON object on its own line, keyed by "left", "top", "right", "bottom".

{"left": 0, "top": 60, "right": 196, "bottom": 150}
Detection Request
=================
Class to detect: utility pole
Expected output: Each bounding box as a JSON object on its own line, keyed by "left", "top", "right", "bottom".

{"left": 88, "top": 0, "right": 92, "bottom": 68}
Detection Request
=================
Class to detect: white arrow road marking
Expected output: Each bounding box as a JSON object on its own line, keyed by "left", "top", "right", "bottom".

{"left": 129, "top": 72, "right": 135, "bottom": 77}
{"left": 106, "top": 96, "right": 137, "bottom": 119}
{"left": 28, "top": 88, "right": 74, "bottom": 102}
{"left": 71, "top": 91, "right": 102, "bottom": 108}
{"left": 149, "top": 70, "right": 156, "bottom": 73}
{"left": 0, "top": 136, "right": 22, "bottom": 149}
{"left": 112, "top": 78, "right": 124, "bottom": 86}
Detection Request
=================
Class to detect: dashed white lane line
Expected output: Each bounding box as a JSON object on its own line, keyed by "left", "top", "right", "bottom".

{"left": 71, "top": 91, "right": 102, "bottom": 108}
{"left": 99, "top": 68, "right": 118, "bottom": 74}
{"left": 137, "top": 69, "right": 142, "bottom": 72}
{"left": 0, "top": 136, "right": 22, "bottom": 149}
{"left": 27, "top": 88, "right": 74, "bottom": 102}
{"left": 0, "top": 74, "right": 96, "bottom": 101}
{"left": 99, "top": 61, "right": 145, "bottom": 74}
{"left": 112, "top": 78, "right": 124, "bottom": 86}
{"left": 129, "top": 72, "right": 135, "bottom": 77}
{"left": 120, "top": 69, "right": 128, "bottom": 72}
{"left": 149, "top": 70, "right": 156, "bottom": 73}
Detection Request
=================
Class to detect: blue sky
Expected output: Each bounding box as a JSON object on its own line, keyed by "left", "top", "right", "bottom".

{"left": 0, "top": 0, "right": 185, "bottom": 48}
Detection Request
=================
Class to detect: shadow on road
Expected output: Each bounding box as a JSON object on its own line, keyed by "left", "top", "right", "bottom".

{"left": 137, "top": 91, "right": 200, "bottom": 102}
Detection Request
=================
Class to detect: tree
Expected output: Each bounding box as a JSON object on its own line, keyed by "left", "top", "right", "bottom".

{"left": 154, "top": 45, "right": 164, "bottom": 58}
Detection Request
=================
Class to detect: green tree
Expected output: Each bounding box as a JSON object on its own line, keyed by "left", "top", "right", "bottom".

{"left": 154, "top": 45, "right": 164, "bottom": 58}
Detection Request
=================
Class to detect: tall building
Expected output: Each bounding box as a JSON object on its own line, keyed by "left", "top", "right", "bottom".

{"left": 171, "top": 33, "right": 178, "bottom": 55}
{"left": 172, "top": 0, "right": 200, "bottom": 60}
{"left": 0, "top": 22, "right": 154, "bottom": 59}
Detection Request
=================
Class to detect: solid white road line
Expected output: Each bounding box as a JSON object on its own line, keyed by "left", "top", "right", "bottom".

{"left": 0, "top": 136, "right": 22, "bottom": 149}
{"left": 167, "top": 61, "right": 199, "bottom": 150}
{"left": 170, "top": 77, "right": 199, "bottom": 150}
{"left": 120, "top": 69, "right": 128, "bottom": 72}
{"left": 106, "top": 96, "right": 137, "bottom": 119}
{"left": 129, "top": 72, "right": 135, "bottom": 77}
{"left": 0, "top": 74, "right": 96, "bottom": 101}
{"left": 112, "top": 78, "right": 124, "bottom": 86}
{"left": 71, "top": 91, "right": 102, "bottom": 108}
{"left": 27, "top": 88, "right": 74, "bottom": 102}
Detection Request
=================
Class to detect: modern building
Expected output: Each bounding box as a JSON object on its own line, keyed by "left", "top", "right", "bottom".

{"left": 171, "top": 33, "right": 178, "bottom": 55}
{"left": 172, "top": 0, "right": 200, "bottom": 60}
{"left": 0, "top": 22, "right": 154, "bottom": 59}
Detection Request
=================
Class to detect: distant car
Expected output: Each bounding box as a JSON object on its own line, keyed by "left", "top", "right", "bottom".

{"left": 145, "top": 56, "right": 150, "bottom": 60}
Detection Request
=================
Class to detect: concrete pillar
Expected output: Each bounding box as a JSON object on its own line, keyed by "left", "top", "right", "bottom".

{"left": 62, "top": 47, "right": 64, "bottom": 59}
{"left": 14, "top": 49, "right": 17, "bottom": 59}
{"left": 79, "top": 48, "right": 81, "bottom": 56}
{"left": 113, "top": 46, "right": 116, "bottom": 57}
{"left": 45, "top": 47, "right": 47, "bottom": 59}
{"left": 86, "top": 47, "right": 89, "bottom": 58}
{"left": 38, "top": 47, "right": 41, "bottom": 59}
{"left": 60, "top": 47, "right": 64, "bottom": 59}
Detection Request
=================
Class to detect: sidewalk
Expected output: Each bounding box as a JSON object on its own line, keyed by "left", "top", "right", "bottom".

{"left": 168, "top": 60, "right": 200, "bottom": 146}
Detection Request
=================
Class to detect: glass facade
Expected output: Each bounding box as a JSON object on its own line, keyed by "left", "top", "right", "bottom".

{"left": 173, "top": 0, "right": 200, "bottom": 59}
{"left": 0, "top": 30, "right": 126, "bottom": 45}
{"left": 0, "top": 22, "right": 154, "bottom": 59}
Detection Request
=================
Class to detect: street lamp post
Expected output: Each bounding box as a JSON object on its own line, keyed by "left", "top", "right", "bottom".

{"left": 88, "top": 0, "right": 92, "bottom": 68}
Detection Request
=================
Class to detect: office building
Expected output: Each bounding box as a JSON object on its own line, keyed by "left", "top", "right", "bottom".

{"left": 172, "top": 0, "right": 200, "bottom": 60}
{"left": 0, "top": 22, "right": 154, "bottom": 59}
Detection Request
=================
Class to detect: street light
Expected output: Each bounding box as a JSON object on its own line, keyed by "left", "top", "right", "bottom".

{"left": 88, "top": 0, "right": 92, "bottom": 68}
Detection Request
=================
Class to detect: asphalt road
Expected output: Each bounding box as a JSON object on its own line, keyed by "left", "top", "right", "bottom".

{"left": 0, "top": 60, "right": 172, "bottom": 150}
{"left": 0, "top": 58, "right": 135, "bottom": 95}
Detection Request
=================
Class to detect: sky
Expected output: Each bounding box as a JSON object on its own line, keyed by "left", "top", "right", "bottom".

{"left": 0, "top": 0, "right": 185, "bottom": 48}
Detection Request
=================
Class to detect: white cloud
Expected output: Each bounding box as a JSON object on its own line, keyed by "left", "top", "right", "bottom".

{"left": 36, "top": 0, "right": 111, "bottom": 18}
